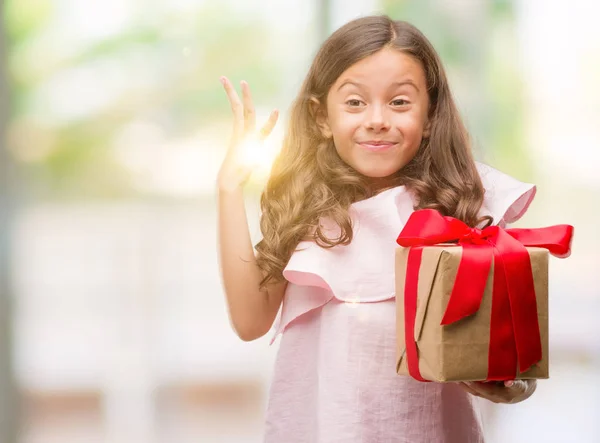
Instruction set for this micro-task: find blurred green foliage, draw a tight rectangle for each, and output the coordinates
[5,1,282,199]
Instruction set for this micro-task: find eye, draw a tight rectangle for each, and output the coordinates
[345,99,364,107]
[391,99,410,106]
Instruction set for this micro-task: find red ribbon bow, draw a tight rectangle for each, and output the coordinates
[396,209,573,382]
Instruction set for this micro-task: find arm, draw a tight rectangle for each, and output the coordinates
[217,186,286,341]
[216,77,286,341]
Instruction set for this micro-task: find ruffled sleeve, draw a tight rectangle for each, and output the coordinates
[269,282,333,345]
[269,186,409,344]
[476,162,536,227]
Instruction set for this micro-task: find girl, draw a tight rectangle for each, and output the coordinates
[217,16,536,443]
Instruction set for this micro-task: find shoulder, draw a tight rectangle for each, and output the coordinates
[475,161,536,226]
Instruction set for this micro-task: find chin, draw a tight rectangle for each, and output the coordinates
[341,152,414,180]
[354,165,403,179]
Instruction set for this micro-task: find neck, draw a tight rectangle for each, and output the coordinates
[366,174,404,195]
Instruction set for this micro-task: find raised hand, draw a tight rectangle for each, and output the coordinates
[217,77,279,193]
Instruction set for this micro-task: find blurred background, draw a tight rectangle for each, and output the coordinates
[1,0,599,442]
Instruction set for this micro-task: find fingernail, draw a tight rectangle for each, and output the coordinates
[219,76,226,85]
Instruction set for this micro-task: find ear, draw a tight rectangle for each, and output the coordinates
[310,97,332,138]
[422,119,431,139]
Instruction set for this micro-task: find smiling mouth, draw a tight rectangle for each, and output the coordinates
[357,142,398,152]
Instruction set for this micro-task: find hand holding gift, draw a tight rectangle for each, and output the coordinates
[459,379,537,404]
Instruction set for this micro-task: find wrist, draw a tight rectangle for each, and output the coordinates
[217,165,251,195]
[217,178,245,199]
[217,170,244,193]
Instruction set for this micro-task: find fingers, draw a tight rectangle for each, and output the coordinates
[506,380,532,400]
[221,77,278,143]
[460,380,534,405]
[221,77,244,139]
[241,81,256,133]
[463,382,505,403]
[476,381,525,404]
[259,109,279,140]
[218,76,280,189]
[518,379,536,402]
[467,382,497,397]
[459,382,483,398]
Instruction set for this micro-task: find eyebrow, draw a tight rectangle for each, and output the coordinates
[337,79,420,93]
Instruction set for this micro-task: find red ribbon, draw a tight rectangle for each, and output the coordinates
[396,209,573,381]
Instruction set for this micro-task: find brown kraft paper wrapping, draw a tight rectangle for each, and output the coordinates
[395,245,549,382]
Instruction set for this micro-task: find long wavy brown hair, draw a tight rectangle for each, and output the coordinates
[255,16,491,288]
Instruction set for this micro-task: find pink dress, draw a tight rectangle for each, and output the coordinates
[264,163,536,443]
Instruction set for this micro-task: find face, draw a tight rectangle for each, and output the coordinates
[318,48,430,181]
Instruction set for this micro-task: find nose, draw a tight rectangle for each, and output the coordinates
[365,105,390,132]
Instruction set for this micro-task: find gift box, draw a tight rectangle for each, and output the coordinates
[394,210,573,383]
